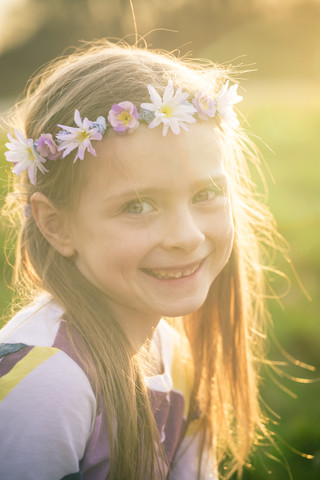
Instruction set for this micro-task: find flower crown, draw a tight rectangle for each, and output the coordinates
[5,80,242,185]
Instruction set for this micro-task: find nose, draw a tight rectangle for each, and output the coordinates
[161,208,205,252]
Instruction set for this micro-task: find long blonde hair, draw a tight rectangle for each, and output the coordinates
[3,40,281,479]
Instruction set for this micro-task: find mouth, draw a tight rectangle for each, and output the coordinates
[141,261,202,280]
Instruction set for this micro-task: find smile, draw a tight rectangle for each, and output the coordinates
[142,262,201,280]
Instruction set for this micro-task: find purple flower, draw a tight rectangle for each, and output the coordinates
[192,92,217,120]
[37,133,60,160]
[23,204,32,217]
[56,109,103,163]
[108,101,139,134]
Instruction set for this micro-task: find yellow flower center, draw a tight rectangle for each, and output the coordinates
[118,111,131,126]
[28,147,35,161]
[200,99,209,110]
[160,105,174,118]
[77,130,91,142]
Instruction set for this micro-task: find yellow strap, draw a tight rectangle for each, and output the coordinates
[0,346,59,402]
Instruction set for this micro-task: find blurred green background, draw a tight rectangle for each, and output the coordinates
[0,0,319,478]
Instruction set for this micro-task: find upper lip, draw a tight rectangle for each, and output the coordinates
[141,257,207,272]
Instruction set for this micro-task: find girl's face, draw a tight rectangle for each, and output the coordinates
[68,122,234,323]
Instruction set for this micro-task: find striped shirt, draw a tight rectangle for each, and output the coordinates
[0,296,217,479]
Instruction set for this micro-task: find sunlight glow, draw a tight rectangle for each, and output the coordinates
[0,0,43,54]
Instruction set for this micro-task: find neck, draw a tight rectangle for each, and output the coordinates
[109,304,161,353]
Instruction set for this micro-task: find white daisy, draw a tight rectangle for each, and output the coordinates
[56,109,103,163]
[141,80,196,136]
[5,129,48,185]
[215,81,243,128]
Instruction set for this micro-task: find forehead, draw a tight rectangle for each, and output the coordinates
[80,122,226,196]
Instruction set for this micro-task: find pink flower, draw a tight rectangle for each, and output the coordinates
[192,92,217,120]
[37,133,60,160]
[108,102,139,134]
[56,109,103,163]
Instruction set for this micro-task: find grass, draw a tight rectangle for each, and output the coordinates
[0,136,14,313]
[233,88,320,479]
[0,82,319,479]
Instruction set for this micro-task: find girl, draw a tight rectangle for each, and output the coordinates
[0,40,278,479]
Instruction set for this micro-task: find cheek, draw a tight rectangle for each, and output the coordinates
[211,206,234,260]
[100,225,155,266]
[212,204,234,240]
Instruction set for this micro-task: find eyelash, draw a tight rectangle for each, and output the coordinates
[124,199,155,215]
[124,186,222,215]
[192,186,221,203]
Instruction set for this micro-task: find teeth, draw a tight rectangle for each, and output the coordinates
[146,264,200,279]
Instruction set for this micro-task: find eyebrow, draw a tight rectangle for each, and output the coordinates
[102,174,228,202]
[207,174,228,190]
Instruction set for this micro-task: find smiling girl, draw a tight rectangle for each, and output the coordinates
[0,41,277,479]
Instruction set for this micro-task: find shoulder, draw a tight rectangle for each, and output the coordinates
[0,329,96,479]
[0,296,96,416]
[0,294,64,346]
[0,342,95,407]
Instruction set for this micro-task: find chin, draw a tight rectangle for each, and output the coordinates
[160,296,208,318]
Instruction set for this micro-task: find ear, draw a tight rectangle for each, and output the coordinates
[30,192,75,258]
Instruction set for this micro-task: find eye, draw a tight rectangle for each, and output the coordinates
[193,187,219,203]
[125,199,155,215]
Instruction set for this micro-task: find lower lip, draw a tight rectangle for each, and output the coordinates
[141,260,205,285]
